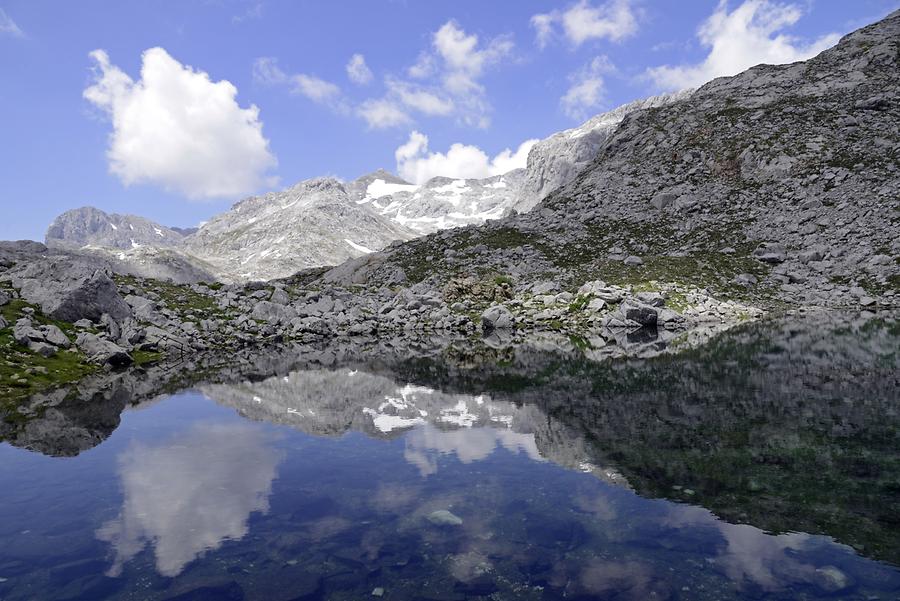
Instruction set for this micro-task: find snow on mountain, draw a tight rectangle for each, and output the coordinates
[183,177,416,281]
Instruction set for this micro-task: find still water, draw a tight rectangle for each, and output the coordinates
[0,314,897,600]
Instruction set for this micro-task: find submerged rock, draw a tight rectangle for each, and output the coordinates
[427,509,463,526]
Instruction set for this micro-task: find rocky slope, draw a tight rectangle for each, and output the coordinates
[512,90,693,213]
[46,207,186,250]
[183,177,416,281]
[326,10,899,321]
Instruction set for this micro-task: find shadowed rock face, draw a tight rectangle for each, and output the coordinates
[4,312,898,564]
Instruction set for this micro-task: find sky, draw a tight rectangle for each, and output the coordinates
[0,0,896,241]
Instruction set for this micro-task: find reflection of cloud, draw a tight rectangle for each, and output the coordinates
[664,504,816,590]
[97,423,281,577]
[404,424,543,476]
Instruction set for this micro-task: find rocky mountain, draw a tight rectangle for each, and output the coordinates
[183,177,416,281]
[355,170,525,235]
[512,90,694,213]
[46,207,186,250]
[332,10,898,315]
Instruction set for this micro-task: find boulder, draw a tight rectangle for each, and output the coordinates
[75,332,132,367]
[650,192,677,210]
[752,243,787,264]
[0,290,9,306]
[623,255,644,266]
[269,288,290,305]
[7,256,131,322]
[481,305,514,333]
[623,302,658,326]
[252,301,296,325]
[40,324,71,348]
[13,319,44,346]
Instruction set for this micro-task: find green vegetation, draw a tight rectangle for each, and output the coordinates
[0,295,97,405]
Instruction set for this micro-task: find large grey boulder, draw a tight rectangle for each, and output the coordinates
[0,290,9,306]
[251,300,296,325]
[75,332,132,367]
[623,302,659,326]
[481,305,514,333]
[6,256,131,323]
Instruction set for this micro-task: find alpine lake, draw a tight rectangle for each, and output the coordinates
[0,312,897,601]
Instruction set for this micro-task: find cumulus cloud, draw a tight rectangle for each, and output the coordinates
[561,56,615,120]
[253,57,342,104]
[346,53,373,85]
[646,0,841,91]
[395,130,538,184]
[84,48,277,199]
[531,0,638,48]
[0,8,24,37]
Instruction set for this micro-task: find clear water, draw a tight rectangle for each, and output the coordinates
[0,316,898,600]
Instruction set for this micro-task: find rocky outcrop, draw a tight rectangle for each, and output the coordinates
[512,90,693,213]
[46,206,186,250]
[3,255,131,322]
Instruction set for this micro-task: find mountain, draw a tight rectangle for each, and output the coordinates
[355,170,525,235]
[46,207,186,250]
[321,10,899,314]
[183,177,416,281]
[512,90,693,213]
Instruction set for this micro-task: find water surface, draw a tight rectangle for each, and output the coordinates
[0,314,898,600]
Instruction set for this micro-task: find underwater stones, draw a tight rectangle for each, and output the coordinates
[427,509,463,526]
[813,566,852,593]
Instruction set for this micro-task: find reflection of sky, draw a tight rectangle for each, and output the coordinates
[663,503,826,591]
[403,424,543,476]
[97,422,282,577]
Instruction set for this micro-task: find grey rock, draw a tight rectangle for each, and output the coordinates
[650,192,677,210]
[624,302,658,326]
[623,255,644,266]
[41,324,71,348]
[481,305,514,333]
[752,243,787,264]
[0,290,9,306]
[734,273,758,286]
[252,301,296,325]
[269,288,290,305]
[45,206,186,250]
[75,332,132,367]
[6,256,131,322]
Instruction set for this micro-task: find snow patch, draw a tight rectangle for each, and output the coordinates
[345,239,375,254]
[366,179,418,200]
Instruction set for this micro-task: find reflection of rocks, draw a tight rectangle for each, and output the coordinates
[97,423,281,577]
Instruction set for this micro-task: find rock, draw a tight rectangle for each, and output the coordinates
[29,341,58,358]
[371,588,385,597]
[427,509,463,526]
[251,301,296,325]
[481,305,514,333]
[40,325,71,348]
[623,255,644,266]
[587,298,606,311]
[0,316,7,329]
[752,243,787,264]
[75,332,133,368]
[812,566,852,593]
[269,288,290,305]
[73,319,93,329]
[734,273,758,286]
[635,291,665,307]
[650,192,677,210]
[623,302,658,326]
[859,296,877,307]
[13,319,44,346]
[7,256,131,322]
[0,290,9,306]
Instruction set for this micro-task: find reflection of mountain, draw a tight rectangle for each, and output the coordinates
[97,422,281,577]
[5,312,898,565]
[201,370,620,484]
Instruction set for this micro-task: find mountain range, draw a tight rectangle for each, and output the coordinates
[44,91,691,282]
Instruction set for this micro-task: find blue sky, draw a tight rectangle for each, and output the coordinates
[0,0,895,241]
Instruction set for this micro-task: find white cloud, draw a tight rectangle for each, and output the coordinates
[358,99,411,129]
[232,1,263,24]
[96,423,281,577]
[531,0,637,48]
[291,73,341,103]
[346,53,373,85]
[0,8,24,37]
[646,0,841,91]
[84,48,277,200]
[561,56,614,120]
[395,130,538,184]
[386,79,455,116]
[363,20,513,129]
[252,57,342,104]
